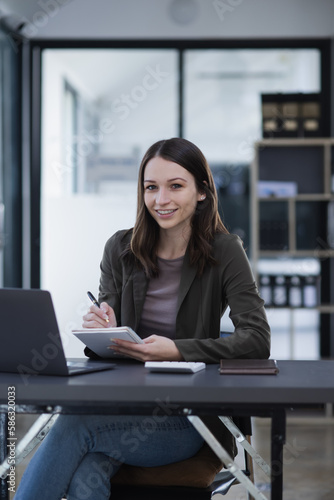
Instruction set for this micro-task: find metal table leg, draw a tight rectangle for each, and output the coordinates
[271,409,286,500]
[188,415,267,500]
[0,414,58,478]
[219,416,271,478]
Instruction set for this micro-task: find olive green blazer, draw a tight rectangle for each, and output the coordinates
[98,229,270,364]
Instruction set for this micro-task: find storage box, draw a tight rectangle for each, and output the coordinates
[261,93,322,138]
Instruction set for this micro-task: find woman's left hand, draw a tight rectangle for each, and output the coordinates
[110,335,183,362]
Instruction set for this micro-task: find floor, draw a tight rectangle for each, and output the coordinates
[6,408,334,499]
[222,410,334,500]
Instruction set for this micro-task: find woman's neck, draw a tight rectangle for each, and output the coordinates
[157,228,190,260]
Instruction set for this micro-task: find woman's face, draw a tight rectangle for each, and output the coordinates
[143,157,203,235]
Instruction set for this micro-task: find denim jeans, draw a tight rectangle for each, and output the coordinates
[14,415,204,500]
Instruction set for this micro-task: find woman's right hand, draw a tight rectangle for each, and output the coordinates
[82,302,117,328]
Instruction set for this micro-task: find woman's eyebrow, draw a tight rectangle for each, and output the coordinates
[168,177,188,183]
[143,177,188,183]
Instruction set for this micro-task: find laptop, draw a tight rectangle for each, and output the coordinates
[0,288,115,379]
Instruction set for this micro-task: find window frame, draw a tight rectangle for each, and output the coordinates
[27,37,331,288]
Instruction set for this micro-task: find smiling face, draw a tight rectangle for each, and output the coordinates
[143,156,203,237]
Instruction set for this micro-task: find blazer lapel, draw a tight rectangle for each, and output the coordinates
[177,252,197,312]
[132,267,149,328]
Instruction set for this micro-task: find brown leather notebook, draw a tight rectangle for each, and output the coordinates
[219,359,279,375]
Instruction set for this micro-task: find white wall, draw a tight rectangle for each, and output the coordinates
[41,190,137,357]
[41,51,138,356]
[1,0,334,40]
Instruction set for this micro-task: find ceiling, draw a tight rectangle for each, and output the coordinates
[0,0,333,40]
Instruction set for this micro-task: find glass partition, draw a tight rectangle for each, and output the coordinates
[41,48,178,353]
[41,45,322,358]
[185,48,321,359]
[184,49,320,163]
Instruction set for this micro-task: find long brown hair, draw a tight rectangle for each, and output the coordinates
[130,137,228,277]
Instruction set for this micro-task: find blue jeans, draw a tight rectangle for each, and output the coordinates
[14,415,204,500]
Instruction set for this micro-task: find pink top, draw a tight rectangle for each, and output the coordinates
[138,256,184,339]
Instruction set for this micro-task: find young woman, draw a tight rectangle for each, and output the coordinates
[15,138,270,500]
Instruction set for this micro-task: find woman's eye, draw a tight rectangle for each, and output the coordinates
[145,185,156,190]
[172,184,182,189]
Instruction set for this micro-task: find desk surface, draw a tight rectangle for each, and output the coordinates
[0,360,333,414]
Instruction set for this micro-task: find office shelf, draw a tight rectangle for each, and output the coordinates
[251,138,334,358]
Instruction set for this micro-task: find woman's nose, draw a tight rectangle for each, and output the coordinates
[156,187,170,205]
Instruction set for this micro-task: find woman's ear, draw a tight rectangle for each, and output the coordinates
[199,180,208,200]
[198,181,207,202]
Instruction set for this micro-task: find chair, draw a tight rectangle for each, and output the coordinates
[108,416,266,500]
[0,415,270,499]
[109,473,243,499]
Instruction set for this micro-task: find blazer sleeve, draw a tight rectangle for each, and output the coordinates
[85,230,137,359]
[174,234,271,363]
[98,231,124,325]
